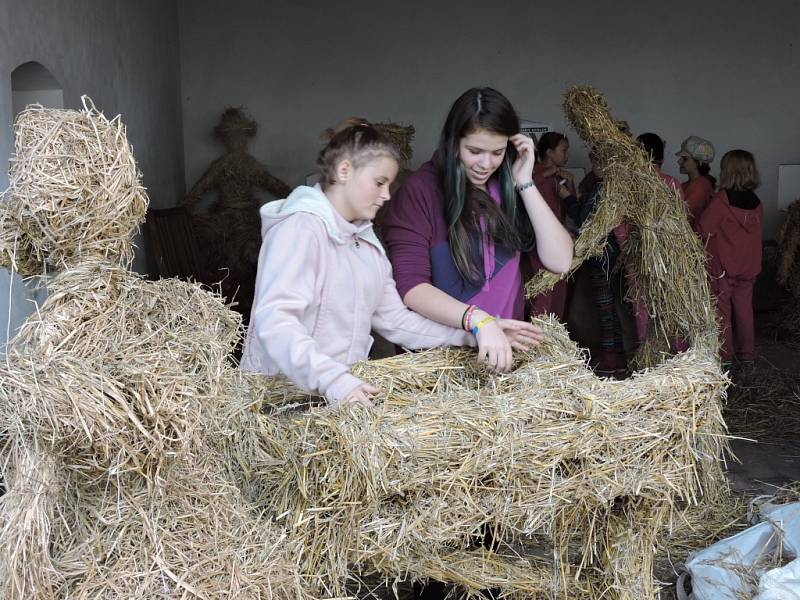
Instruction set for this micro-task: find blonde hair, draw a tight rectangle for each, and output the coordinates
[719,149,760,191]
[317,118,400,187]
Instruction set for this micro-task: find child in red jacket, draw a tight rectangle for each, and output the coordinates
[696,150,763,369]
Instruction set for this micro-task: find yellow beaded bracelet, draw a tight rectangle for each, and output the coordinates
[471,315,496,336]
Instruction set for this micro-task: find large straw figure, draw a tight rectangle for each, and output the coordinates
[527,87,719,367]
[0,99,304,599]
[233,93,729,600]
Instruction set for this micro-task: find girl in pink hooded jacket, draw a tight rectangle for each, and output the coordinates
[696,149,763,367]
[240,121,542,407]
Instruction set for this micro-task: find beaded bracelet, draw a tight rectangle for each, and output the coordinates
[463,304,477,331]
[471,315,496,336]
[515,180,535,193]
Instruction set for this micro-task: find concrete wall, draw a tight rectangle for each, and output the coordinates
[179,0,800,239]
[0,0,185,348]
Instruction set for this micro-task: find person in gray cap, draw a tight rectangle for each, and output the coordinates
[676,135,716,227]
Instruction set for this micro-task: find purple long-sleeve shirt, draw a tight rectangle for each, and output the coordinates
[382,157,527,320]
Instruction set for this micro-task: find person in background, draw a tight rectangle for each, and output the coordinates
[676,135,716,227]
[570,155,627,377]
[530,131,576,319]
[696,149,763,372]
[239,120,542,407]
[382,87,573,372]
[637,132,685,198]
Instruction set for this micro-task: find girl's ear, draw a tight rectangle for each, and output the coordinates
[334,159,353,183]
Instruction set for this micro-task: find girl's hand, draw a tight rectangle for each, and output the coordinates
[475,317,513,373]
[509,133,537,186]
[496,319,544,351]
[341,383,380,407]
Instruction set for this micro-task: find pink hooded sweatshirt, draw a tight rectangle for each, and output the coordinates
[696,189,763,280]
[240,184,473,405]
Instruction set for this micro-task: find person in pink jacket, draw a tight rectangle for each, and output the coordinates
[696,149,763,369]
[240,121,542,407]
[676,135,716,227]
[529,131,576,320]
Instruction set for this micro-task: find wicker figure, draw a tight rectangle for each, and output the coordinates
[181,107,291,323]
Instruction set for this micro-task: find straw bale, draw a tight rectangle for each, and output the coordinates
[0,97,148,276]
[525,87,719,366]
[235,316,728,598]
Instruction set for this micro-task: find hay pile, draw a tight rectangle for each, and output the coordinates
[0,96,147,275]
[230,316,728,598]
[0,101,305,599]
[525,87,719,366]
[724,365,800,441]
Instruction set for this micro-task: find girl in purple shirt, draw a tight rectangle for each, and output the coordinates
[382,87,573,372]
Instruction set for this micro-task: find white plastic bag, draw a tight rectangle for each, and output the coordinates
[679,501,800,600]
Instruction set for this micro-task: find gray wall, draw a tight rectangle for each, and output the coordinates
[0,0,185,348]
[179,0,800,239]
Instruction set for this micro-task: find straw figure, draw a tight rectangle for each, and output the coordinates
[180,107,291,323]
[526,88,719,369]
[0,99,305,599]
[228,88,730,599]
[776,198,800,345]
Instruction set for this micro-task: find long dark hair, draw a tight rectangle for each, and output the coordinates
[438,87,534,285]
[697,162,717,189]
[536,131,568,163]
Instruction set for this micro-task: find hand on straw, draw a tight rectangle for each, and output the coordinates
[497,319,543,352]
[341,383,380,407]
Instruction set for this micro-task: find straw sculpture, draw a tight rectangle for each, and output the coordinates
[0,97,147,276]
[231,316,728,598]
[0,101,305,599]
[777,198,800,297]
[374,122,415,164]
[775,198,800,347]
[525,87,719,368]
[180,107,291,323]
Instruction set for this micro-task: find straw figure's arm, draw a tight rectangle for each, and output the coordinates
[254,160,292,200]
[180,158,225,209]
[525,182,626,297]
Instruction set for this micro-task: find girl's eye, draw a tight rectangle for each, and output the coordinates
[493,150,505,156]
